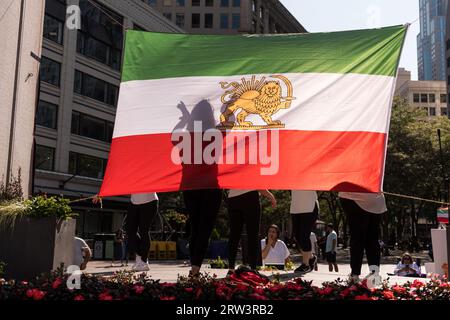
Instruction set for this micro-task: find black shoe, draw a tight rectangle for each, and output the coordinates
[308,255,318,270]
[294,264,311,274]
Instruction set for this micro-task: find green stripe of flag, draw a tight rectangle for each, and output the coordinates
[122,25,407,82]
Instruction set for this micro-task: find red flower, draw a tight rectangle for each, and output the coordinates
[439,283,450,289]
[99,292,113,301]
[21,281,28,286]
[195,288,203,299]
[52,278,63,289]
[340,288,351,298]
[26,289,46,300]
[184,287,194,293]
[382,290,395,300]
[134,285,145,294]
[216,285,233,300]
[354,294,371,300]
[74,295,85,301]
[317,287,333,295]
[411,280,425,288]
[392,285,407,295]
[160,296,176,300]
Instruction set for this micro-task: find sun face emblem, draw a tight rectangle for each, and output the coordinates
[217,75,296,130]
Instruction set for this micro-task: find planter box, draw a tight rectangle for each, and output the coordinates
[0,217,76,280]
[207,240,228,260]
[431,228,448,276]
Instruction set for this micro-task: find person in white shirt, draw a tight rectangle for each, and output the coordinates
[339,192,387,281]
[261,225,290,268]
[394,252,421,277]
[93,193,158,272]
[74,237,92,270]
[325,224,339,272]
[290,191,319,274]
[227,190,276,276]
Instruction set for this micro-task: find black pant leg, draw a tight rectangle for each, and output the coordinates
[183,190,202,265]
[366,212,382,267]
[137,200,158,261]
[341,199,368,276]
[227,197,245,269]
[125,204,139,257]
[185,189,222,267]
[243,191,262,269]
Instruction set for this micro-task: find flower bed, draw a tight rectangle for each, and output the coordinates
[0,268,449,301]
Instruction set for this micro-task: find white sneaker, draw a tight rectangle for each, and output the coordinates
[132,255,144,271]
[363,265,382,288]
[348,274,360,283]
[133,261,149,272]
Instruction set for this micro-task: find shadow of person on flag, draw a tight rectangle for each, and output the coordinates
[172,100,223,277]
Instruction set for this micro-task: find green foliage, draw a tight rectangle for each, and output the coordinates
[0,195,76,229]
[0,169,23,204]
[24,196,75,220]
[384,97,450,240]
[208,256,228,269]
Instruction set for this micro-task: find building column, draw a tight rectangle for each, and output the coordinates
[239,0,253,33]
[56,0,80,175]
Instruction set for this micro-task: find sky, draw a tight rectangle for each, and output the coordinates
[280,0,420,80]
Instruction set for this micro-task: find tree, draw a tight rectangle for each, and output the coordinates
[384,97,450,245]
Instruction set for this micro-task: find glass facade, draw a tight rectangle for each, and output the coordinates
[74,70,119,106]
[35,101,58,129]
[77,0,123,70]
[417,0,448,80]
[40,57,61,87]
[35,145,55,171]
[69,152,107,179]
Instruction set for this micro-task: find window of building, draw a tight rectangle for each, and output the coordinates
[441,107,448,116]
[205,14,213,28]
[176,14,185,27]
[429,94,435,103]
[43,14,64,44]
[163,12,172,20]
[192,13,200,28]
[71,111,114,143]
[206,0,214,6]
[429,107,436,116]
[220,13,229,29]
[232,13,240,29]
[421,93,428,103]
[192,0,200,6]
[35,101,58,129]
[176,0,185,6]
[163,0,172,5]
[441,94,447,103]
[232,0,240,7]
[40,57,61,87]
[413,93,420,103]
[69,152,107,179]
[77,0,123,70]
[35,145,55,171]
[221,0,229,7]
[74,70,119,106]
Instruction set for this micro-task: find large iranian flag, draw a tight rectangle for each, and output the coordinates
[99,25,407,196]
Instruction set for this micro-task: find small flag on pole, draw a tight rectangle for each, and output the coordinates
[437,207,449,224]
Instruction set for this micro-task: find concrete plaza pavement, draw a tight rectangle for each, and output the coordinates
[85,260,428,286]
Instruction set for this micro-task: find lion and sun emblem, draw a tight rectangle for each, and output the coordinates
[217,75,295,130]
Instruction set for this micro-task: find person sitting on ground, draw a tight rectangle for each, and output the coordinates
[74,237,92,271]
[394,252,421,277]
[261,224,290,269]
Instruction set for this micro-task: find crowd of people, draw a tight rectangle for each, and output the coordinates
[85,190,398,282]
